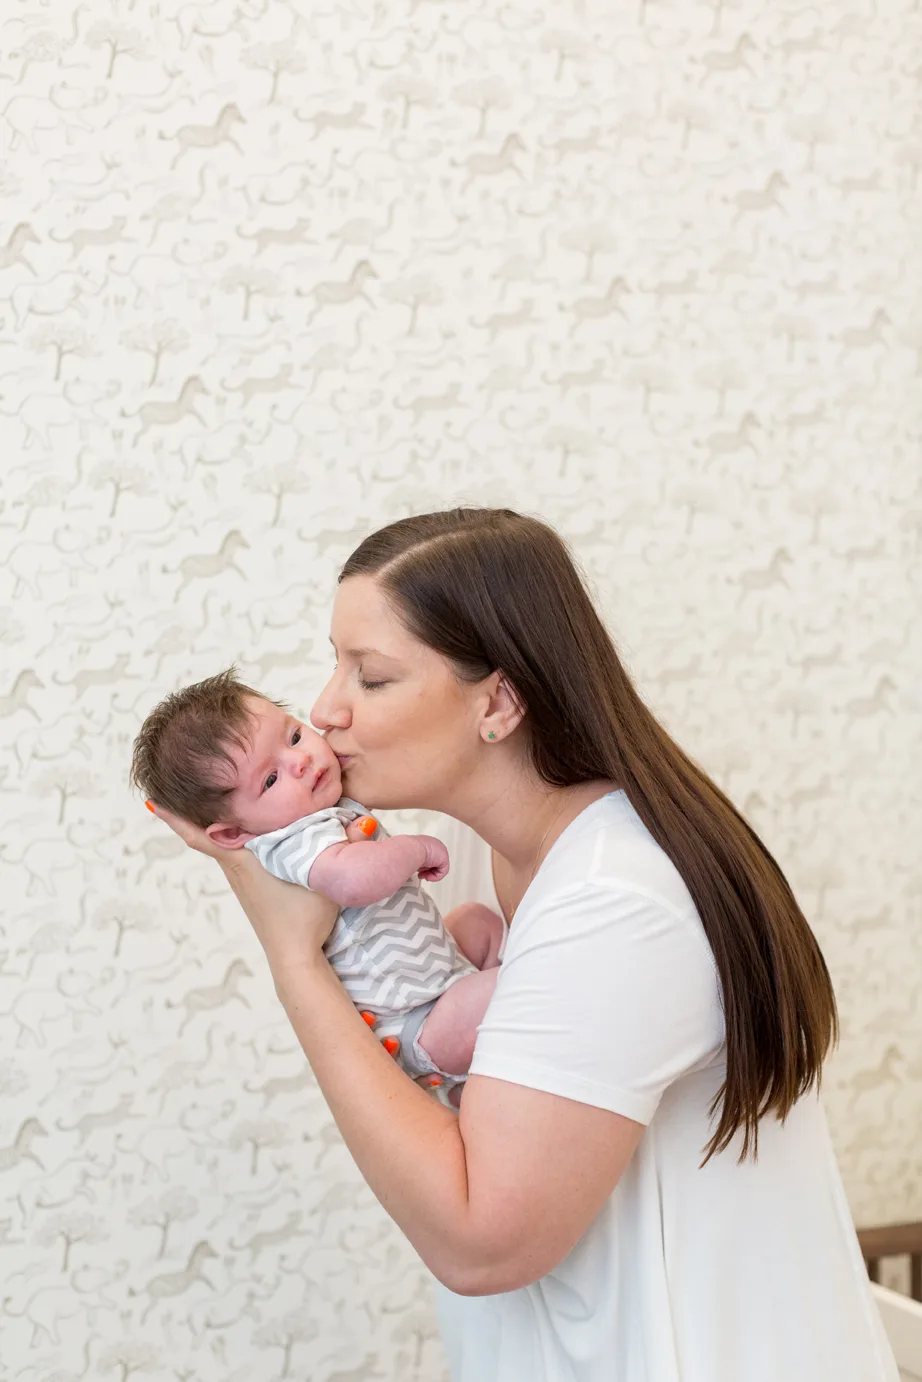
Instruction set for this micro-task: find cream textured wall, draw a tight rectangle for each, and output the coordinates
[1,0,920,1375]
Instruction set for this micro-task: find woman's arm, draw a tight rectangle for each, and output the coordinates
[149,806,644,1295]
[222,849,643,1294]
[272,944,643,1294]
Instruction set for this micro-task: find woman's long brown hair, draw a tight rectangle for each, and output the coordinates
[340,506,839,1165]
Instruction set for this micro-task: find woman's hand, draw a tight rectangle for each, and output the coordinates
[146,802,341,986]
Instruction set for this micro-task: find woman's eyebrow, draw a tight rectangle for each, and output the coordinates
[328,635,394,660]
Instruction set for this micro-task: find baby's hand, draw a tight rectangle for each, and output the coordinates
[344,816,378,844]
[416,836,449,883]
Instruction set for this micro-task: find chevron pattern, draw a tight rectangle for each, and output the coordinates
[325,879,476,1012]
[246,798,477,1021]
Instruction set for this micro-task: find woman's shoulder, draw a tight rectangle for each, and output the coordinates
[544,790,698,917]
[528,793,720,980]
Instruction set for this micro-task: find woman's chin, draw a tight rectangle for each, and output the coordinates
[342,773,375,807]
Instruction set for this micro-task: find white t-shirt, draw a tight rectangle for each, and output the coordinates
[423,790,898,1382]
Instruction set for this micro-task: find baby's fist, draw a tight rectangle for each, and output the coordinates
[417,835,450,884]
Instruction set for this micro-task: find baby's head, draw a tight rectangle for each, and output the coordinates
[129,665,344,847]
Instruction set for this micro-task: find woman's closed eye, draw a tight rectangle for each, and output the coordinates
[331,659,387,692]
[263,727,303,792]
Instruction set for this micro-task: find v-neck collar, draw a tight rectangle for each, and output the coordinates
[490,789,624,924]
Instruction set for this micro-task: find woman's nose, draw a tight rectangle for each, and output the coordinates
[310,675,350,732]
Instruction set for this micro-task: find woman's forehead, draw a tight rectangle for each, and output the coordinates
[330,578,411,659]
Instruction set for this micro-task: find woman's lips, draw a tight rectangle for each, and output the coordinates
[335,755,353,769]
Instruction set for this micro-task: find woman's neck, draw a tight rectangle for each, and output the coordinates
[450,770,617,876]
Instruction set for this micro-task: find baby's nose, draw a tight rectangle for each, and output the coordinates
[290,750,312,777]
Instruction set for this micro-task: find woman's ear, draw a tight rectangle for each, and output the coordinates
[500,674,522,718]
[204,821,254,849]
[489,674,525,740]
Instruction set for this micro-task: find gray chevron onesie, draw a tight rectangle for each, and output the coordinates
[245,797,477,1092]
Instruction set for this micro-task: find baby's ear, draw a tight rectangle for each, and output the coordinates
[204,821,254,849]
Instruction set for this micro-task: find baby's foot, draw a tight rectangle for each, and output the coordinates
[414,1073,464,1110]
[443,902,505,969]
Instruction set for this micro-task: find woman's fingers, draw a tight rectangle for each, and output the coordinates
[145,801,340,979]
[221,858,341,975]
[146,801,226,858]
[144,801,340,985]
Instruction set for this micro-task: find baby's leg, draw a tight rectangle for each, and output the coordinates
[416,968,499,1075]
[442,902,505,970]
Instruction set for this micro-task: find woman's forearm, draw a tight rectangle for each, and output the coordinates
[274,954,479,1290]
[215,853,481,1288]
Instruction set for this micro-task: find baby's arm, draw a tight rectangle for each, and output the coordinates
[308,831,449,908]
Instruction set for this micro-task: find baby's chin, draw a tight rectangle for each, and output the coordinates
[315,766,343,808]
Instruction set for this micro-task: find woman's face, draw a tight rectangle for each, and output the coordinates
[309,575,490,812]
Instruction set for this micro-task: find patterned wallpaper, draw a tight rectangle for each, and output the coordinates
[1,0,920,1375]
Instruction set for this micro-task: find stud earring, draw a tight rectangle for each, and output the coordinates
[488,732,497,739]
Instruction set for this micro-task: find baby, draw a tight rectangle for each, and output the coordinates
[129,666,505,1106]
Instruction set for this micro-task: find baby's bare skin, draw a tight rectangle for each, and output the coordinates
[418,967,500,1074]
[444,900,505,970]
[417,902,505,1074]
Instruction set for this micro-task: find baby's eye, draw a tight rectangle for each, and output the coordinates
[291,728,301,744]
[264,771,277,791]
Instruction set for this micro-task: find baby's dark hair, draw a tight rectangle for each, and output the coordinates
[129,665,287,828]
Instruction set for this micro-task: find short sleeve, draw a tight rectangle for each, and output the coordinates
[468,881,725,1124]
[245,805,359,890]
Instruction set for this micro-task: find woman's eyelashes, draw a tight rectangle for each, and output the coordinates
[332,658,387,692]
[262,727,304,792]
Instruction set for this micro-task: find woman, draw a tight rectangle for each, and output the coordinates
[150,507,898,1381]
